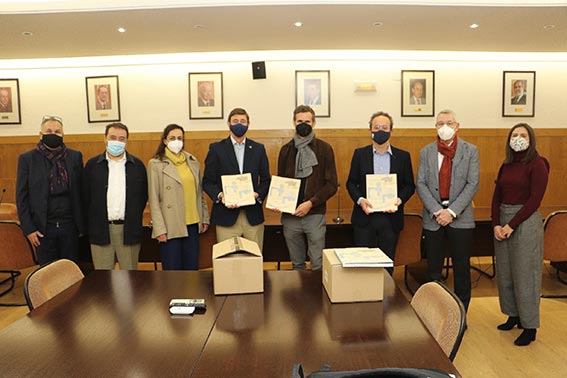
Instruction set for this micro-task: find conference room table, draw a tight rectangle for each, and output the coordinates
[0,270,461,378]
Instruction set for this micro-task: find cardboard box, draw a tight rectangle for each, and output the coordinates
[322,248,386,303]
[212,237,263,295]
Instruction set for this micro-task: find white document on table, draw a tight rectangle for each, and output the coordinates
[366,174,397,212]
[266,175,300,214]
[221,173,256,207]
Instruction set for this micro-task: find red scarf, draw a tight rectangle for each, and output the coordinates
[437,137,457,200]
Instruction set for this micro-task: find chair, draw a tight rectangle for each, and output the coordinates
[24,259,84,310]
[541,210,567,298]
[394,213,423,294]
[410,281,466,362]
[0,203,19,222]
[0,221,37,299]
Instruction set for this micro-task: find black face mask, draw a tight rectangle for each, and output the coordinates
[295,122,312,137]
[42,133,63,149]
[371,130,390,145]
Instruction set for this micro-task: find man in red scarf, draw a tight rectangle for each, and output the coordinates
[416,109,479,312]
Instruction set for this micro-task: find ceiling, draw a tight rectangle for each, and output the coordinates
[1,2,566,60]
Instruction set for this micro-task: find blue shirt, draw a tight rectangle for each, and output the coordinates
[230,136,246,174]
[373,144,392,174]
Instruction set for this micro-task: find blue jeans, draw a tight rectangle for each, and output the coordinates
[159,224,200,270]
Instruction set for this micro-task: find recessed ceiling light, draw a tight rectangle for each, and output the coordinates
[544,24,555,29]
[193,24,205,29]
[21,31,33,36]
[372,21,383,27]
[117,27,126,33]
[294,21,303,27]
[469,23,479,29]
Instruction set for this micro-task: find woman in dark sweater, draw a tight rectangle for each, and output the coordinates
[491,123,549,346]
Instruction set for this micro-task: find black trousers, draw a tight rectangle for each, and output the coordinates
[423,226,472,311]
[353,213,399,261]
[36,222,79,266]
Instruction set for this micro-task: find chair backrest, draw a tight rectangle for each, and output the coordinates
[24,259,84,310]
[543,210,567,262]
[0,203,19,222]
[394,213,423,266]
[0,221,37,270]
[410,281,466,361]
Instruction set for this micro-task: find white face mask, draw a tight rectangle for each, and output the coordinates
[166,140,183,154]
[510,136,529,152]
[437,124,456,141]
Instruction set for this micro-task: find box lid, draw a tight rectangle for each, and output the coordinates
[213,236,262,259]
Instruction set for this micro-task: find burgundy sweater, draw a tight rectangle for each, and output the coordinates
[491,152,550,229]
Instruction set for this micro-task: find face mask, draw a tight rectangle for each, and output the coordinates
[437,124,456,141]
[371,130,390,145]
[42,133,63,149]
[295,122,312,137]
[106,140,126,157]
[167,140,183,154]
[229,123,248,138]
[510,136,529,152]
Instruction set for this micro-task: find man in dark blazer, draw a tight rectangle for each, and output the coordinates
[416,109,479,311]
[203,108,270,250]
[83,123,148,270]
[16,116,85,265]
[347,111,415,262]
[511,80,527,105]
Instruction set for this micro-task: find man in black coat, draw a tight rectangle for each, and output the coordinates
[203,108,270,250]
[83,123,148,270]
[16,116,85,265]
[346,111,415,262]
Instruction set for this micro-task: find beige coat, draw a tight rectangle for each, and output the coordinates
[148,151,210,239]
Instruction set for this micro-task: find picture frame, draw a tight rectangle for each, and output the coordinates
[401,70,435,117]
[295,70,330,117]
[0,78,22,124]
[502,71,535,117]
[189,72,224,119]
[85,75,121,123]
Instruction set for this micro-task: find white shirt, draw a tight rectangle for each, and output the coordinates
[106,152,127,221]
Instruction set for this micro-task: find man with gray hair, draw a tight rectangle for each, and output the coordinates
[416,109,479,311]
[16,115,85,265]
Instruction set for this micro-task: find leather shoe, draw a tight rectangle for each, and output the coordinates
[514,328,537,346]
[497,316,522,331]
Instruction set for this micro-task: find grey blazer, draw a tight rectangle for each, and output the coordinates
[416,137,479,231]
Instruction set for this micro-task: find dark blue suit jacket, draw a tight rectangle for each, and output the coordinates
[16,147,85,236]
[203,137,270,227]
[346,144,415,232]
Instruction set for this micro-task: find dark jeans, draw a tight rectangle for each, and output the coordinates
[423,226,472,311]
[36,222,79,266]
[159,224,200,270]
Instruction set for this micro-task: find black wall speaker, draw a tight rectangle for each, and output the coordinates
[252,61,266,80]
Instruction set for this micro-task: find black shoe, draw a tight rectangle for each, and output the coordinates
[514,328,537,346]
[497,316,521,331]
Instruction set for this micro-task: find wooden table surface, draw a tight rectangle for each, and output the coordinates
[0,270,460,378]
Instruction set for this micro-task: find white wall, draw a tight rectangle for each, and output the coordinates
[1,50,566,136]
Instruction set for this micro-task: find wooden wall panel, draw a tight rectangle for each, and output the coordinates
[1,128,566,221]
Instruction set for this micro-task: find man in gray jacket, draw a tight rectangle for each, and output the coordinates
[416,109,479,311]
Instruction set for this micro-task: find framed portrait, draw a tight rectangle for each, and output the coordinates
[401,70,435,117]
[189,72,224,119]
[85,75,121,123]
[295,70,330,117]
[502,71,535,117]
[0,78,22,124]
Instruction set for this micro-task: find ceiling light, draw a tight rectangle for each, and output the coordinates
[117,27,126,33]
[469,23,479,29]
[372,21,383,27]
[193,24,205,29]
[21,31,33,36]
[294,21,303,27]
[544,24,555,29]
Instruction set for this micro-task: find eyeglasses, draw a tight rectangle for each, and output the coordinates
[435,121,455,127]
[42,115,63,125]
